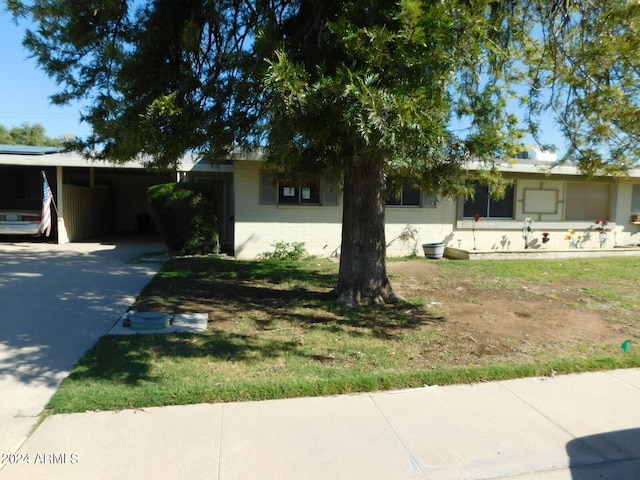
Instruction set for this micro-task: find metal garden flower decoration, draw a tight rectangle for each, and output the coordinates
[472,213,481,250]
[565,229,584,248]
[542,232,550,245]
[593,220,612,248]
[522,217,533,249]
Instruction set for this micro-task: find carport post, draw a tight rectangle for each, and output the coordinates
[56,166,70,244]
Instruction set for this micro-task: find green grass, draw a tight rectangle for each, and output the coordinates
[437,256,640,284]
[47,256,640,414]
[48,331,640,413]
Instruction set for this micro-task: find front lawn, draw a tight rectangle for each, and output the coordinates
[47,256,640,413]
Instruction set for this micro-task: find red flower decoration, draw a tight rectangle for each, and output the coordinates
[594,219,611,233]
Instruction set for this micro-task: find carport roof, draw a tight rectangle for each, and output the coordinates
[0,147,150,169]
[0,144,64,155]
[0,145,234,172]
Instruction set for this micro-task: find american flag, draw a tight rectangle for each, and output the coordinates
[40,173,53,237]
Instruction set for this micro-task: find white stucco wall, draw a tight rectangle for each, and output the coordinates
[233,161,458,259]
[233,161,640,258]
[452,177,640,251]
[385,201,457,257]
[233,161,343,259]
[614,179,640,246]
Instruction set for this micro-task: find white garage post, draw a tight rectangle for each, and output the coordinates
[56,165,70,244]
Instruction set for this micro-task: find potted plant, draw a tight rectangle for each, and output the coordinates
[422,242,445,259]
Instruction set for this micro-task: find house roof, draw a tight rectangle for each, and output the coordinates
[0,144,638,178]
[482,158,640,178]
[177,155,233,173]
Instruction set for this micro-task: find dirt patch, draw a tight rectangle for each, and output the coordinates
[387,261,625,352]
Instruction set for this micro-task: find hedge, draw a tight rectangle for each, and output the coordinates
[148,182,220,255]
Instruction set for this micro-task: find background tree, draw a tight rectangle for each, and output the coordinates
[9,0,640,305]
[0,122,62,146]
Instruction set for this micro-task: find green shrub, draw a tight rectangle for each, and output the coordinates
[148,182,220,255]
[258,241,308,261]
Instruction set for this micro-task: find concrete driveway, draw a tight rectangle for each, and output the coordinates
[0,236,166,453]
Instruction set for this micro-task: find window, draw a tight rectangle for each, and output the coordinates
[260,171,278,205]
[632,184,640,212]
[565,182,610,220]
[386,187,421,207]
[260,170,338,206]
[278,179,320,205]
[321,184,340,206]
[463,182,514,218]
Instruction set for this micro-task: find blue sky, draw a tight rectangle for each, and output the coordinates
[0,8,90,139]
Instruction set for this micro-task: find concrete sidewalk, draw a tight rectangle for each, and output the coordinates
[2,368,639,480]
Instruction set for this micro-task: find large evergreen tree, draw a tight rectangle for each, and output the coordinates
[9,0,640,305]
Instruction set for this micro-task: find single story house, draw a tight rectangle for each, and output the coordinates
[2,145,639,258]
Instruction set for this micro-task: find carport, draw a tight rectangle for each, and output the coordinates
[0,145,174,243]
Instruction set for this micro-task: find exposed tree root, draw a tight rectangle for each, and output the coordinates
[335,286,407,307]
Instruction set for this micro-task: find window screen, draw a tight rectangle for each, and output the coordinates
[565,182,610,220]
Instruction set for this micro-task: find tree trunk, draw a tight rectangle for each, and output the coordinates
[336,154,404,306]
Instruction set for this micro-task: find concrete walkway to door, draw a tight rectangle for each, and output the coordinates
[0,235,167,454]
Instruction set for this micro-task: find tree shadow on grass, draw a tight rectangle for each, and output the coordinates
[134,257,446,340]
[332,304,445,339]
[59,259,449,406]
[68,331,303,386]
[66,257,450,390]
